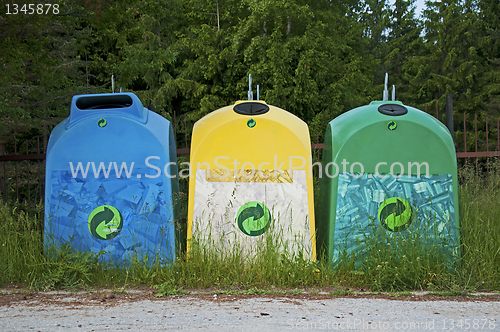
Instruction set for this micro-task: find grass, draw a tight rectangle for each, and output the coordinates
[387,291,414,297]
[456,164,500,291]
[329,212,461,292]
[0,164,499,293]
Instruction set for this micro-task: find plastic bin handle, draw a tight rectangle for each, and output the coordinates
[66,93,148,128]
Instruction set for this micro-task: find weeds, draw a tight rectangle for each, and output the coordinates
[29,244,100,291]
[0,163,499,292]
[154,278,189,297]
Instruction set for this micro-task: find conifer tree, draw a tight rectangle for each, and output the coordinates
[404,0,484,112]
[478,0,500,116]
[384,0,423,102]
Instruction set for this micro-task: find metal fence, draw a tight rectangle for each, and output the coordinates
[1,101,498,204]
[0,136,46,205]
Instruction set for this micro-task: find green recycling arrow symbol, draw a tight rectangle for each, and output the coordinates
[378,197,413,232]
[388,121,397,130]
[236,201,270,236]
[88,205,123,240]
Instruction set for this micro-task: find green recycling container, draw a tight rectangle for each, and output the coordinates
[316,100,460,267]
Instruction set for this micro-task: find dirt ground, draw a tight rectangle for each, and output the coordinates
[1,287,499,332]
[1,286,499,308]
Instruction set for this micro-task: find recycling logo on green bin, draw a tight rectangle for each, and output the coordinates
[387,121,397,131]
[378,197,413,232]
[88,205,123,240]
[236,201,270,236]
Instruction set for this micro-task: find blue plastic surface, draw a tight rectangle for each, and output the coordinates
[44,93,179,266]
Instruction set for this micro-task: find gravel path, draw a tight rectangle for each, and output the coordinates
[1,293,499,331]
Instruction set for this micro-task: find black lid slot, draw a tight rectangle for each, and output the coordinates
[378,104,408,116]
[233,102,270,116]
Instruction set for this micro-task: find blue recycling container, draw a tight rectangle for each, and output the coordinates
[44,93,180,265]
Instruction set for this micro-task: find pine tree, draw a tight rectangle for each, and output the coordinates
[235,0,376,124]
[358,0,391,86]
[404,0,484,112]
[165,0,248,121]
[116,0,181,113]
[478,0,500,116]
[0,0,97,142]
[384,0,423,102]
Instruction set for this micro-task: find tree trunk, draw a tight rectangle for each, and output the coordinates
[216,0,220,31]
[157,15,161,39]
[0,144,4,199]
[43,124,48,153]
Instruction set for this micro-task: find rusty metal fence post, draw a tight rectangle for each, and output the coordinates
[446,94,454,142]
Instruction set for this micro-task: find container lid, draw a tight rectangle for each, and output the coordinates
[377,103,408,116]
[233,101,270,116]
[66,93,148,129]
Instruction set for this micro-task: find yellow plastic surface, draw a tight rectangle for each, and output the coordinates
[187,101,316,261]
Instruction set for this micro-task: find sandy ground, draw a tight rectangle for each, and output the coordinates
[0,289,499,331]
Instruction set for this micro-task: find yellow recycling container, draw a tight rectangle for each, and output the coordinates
[187,100,316,260]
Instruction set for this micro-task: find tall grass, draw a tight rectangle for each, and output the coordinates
[0,201,45,286]
[457,163,500,290]
[0,201,103,290]
[330,215,462,292]
[0,164,499,292]
[329,164,500,292]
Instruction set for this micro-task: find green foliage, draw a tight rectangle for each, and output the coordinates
[154,278,188,297]
[2,0,500,149]
[2,163,500,292]
[384,0,423,101]
[0,5,65,142]
[1,0,378,148]
[3,0,500,296]
[117,0,180,110]
[478,0,500,117]
[29,245,101,291]
[358,0,391,85]
[0,200,98,290]
[331,213,460,292]
[403,0,489,111]
[457,163,500,290]
[0,201,44,285]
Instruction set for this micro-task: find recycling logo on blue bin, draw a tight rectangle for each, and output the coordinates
[236,201,271,236]
[88,205,123,240]
[378,197,413,232]
[97,118,107,128]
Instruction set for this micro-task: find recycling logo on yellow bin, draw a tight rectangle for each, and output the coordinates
[236,201,271,236]
[88,205,123,240]
[378,197,413,232]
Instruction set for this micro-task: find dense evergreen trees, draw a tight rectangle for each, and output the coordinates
[1,0,499,144]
